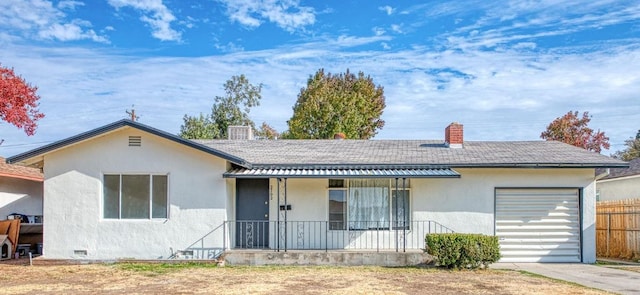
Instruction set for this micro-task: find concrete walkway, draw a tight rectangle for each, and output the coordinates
[492,263,640,295]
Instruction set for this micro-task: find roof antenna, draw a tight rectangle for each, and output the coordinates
[126,105,139,122]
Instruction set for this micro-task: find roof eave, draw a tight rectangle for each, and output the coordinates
[246,162,629,169]
[223,174,461,179]
[6,119,250,168]
[223,167,461,179]
[449,163,630,168]
[0,172,43,182]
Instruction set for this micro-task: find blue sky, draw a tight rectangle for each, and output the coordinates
[0,0,639,157]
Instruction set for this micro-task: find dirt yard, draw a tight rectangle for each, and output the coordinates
[0,260,611,295]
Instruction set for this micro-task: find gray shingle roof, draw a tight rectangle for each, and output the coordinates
[195,139,627,169]
[596,158,640,180]
[6,119,627,171]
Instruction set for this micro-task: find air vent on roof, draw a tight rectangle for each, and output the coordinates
[129,136,142,147]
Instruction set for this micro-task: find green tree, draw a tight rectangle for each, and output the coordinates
[179,113,215,139]
[612,130,640,161]
[179,75,262,139]
[286,69,385,139]
[255,122,280,139]
[540,111,610,153]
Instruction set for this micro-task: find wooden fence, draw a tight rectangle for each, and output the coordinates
[596,199,640,260]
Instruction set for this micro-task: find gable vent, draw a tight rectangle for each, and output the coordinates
[128,136,142,147]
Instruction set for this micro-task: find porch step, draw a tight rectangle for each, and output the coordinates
[221,250,434,266]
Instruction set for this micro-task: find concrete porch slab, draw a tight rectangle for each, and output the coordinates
[222,250,433,266]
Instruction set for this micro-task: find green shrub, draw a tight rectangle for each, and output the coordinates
[425,233,501,269]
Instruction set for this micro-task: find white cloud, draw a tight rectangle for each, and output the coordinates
[39,21,107,43]
[1,0,639,157]
[107,0,181,41]
[1,37,638,156]
[431,0,640,51]
[513,42,537,50]
[214,41,244,53]
[219,0,316,32]
[330,35,392,48]
[390,24,403,34]
[57,0,84,10]
[0,0,107,42]
[379,5,395,15]
[372,27,386,36]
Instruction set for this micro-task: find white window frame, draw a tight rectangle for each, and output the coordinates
[102,173,169,220]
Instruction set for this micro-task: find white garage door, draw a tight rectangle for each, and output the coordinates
[495,188,581,263]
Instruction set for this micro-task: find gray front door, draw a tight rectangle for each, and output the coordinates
[236,179,269,248]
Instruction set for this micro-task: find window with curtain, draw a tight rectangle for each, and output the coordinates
[103,174,168,219]
[348,179,390,230]
[329,178,410,230]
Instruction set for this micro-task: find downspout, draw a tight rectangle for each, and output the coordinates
[402,177,407,253]
[284,178,288,252]
[277,178,280,252]
[394,178,399,252]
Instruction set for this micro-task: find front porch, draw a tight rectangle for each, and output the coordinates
[178,219,453,264]
[220,219,450,266]
[223,220,454,252]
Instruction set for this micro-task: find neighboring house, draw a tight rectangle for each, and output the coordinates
[0,157,43,221]
[6,120,626,263]
[596,158,640,201]
[0,157,44,256]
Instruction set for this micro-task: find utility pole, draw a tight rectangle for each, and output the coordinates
[126,105,139,121]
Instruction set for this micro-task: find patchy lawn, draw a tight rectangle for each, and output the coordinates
[0,261,610,294]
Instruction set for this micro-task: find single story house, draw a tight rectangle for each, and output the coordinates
[6,120,626,263]
[596,158,640,201]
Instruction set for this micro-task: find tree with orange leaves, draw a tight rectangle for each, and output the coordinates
[541,111,609,153]
[0,64,44,136]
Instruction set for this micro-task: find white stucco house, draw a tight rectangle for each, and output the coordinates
[596,158,640,201]
[6,120,627,263]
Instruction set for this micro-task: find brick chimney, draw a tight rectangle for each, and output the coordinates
[445,122,463,148]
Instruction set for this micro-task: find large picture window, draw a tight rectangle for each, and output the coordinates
[104,174,168,219]
[328,179,410,230]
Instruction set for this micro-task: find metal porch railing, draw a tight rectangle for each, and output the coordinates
[223,220,454,252]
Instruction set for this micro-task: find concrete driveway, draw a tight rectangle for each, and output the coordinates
[492,263,640,295]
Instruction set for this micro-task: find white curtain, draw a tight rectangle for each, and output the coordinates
[348,179,389,230]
